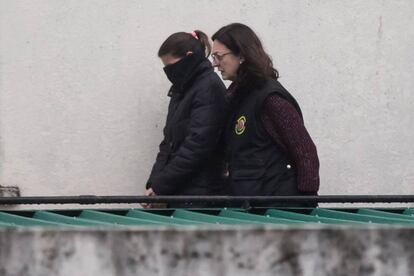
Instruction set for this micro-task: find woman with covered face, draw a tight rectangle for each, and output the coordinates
[211,23,320,205]
[145,30,227,207]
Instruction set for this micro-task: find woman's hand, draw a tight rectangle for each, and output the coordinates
[141,188,156,208]
[145,188,156,196]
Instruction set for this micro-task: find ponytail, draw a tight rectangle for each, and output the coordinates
[192,30,211,57]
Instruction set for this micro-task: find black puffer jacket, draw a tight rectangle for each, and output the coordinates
[146,52,227,195]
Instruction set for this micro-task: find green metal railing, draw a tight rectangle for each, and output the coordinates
[1,208,413,228]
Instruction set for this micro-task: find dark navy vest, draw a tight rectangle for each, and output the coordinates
[225,79,303,196]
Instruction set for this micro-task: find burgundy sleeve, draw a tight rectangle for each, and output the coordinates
[261,94,320,192]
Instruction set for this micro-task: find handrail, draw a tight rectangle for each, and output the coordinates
[1,195,414,205]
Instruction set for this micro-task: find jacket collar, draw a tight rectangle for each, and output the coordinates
[164,51,210,96]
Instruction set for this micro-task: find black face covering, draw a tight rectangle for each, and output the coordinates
[163,50,205,92]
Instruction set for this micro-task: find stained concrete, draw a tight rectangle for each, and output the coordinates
[0,225,413,276]
[0,186,20,197]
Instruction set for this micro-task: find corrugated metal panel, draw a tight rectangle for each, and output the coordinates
[0,212,65,227]
[33,211,113,226]
[126,209,205,225]
[1,208,414,228]
[311,209,414,224]
[265,209,364,224]
[403,208,414,215]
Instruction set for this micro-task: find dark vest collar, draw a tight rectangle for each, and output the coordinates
[226,78,302,118]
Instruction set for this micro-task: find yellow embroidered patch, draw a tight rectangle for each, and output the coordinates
[235,116,247,135]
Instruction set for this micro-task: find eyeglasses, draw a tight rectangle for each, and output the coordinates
[211,52,232,63]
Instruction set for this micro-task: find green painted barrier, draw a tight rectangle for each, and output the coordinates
[0,212,65,227]
[265,209,363,224]
[34,211,114,227]
[403,208,414,216]
[1,208,413,227]
[172,209,257,225]
[358,209,414,221]
[220,209,303,224]
[80,210,164,226]
[312,209,414,225]
[127,209,205,225]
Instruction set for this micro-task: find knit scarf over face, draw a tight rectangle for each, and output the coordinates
[163,50,205,94]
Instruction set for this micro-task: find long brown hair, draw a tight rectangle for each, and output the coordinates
[158,30,211,58]
[212,23,278,89]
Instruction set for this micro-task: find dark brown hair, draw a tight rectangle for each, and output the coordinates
[158,30,211,58]
[212,23,279,88]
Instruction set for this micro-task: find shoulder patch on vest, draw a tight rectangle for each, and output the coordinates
[235,115,247,135]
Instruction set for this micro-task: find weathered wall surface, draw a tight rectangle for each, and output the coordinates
[0,1,413,199]
[0,226,413,276]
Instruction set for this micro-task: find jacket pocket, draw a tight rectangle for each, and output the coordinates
[231,166,266,180]
[230,159,266,195]
[231,158,266,179]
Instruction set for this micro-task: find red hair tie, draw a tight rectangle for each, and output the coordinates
[191,31,199,40]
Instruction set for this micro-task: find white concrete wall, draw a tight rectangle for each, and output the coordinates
[0,0,413,198]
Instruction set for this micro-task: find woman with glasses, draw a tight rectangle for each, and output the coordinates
[144,30,227,207]
[211,23,320,205]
